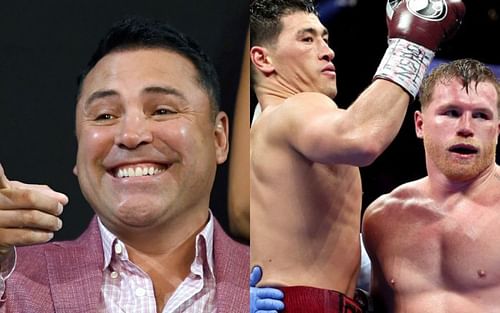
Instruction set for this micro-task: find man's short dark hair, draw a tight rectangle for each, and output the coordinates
[77,16,221,118]
[250,0,318,47]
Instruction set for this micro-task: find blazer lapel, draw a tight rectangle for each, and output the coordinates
[45,217,104,313]
[213,219,249,313]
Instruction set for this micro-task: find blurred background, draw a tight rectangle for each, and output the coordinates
[0,0,248,241]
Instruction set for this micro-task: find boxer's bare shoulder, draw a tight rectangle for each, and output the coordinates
[253,92,341,153]
[285,91,337,106]
[364,179,427,216]
[280,92,339,119]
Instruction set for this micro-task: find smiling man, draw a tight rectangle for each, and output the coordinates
[363,59,500,312]
[0,16,248,313]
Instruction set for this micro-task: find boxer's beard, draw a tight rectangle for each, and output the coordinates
[424,137,496,181]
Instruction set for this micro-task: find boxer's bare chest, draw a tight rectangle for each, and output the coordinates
[382,197,500,292]
[438,204,500,288]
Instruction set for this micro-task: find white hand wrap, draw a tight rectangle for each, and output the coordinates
[374,38,435,99]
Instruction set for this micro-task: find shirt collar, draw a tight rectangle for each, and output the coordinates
[98,211,215,277]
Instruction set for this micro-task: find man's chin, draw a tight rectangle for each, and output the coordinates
[441,165,482,182]
[111,201,167,228]
[320,86,337,99]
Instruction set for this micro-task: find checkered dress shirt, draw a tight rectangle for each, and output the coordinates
[98,214,216,313]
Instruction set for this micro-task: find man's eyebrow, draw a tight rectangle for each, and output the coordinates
[84,86,187,108]
[440,103,494,113]
[85,89,119,107]
[297,27,329,37]
[142,86,187,101]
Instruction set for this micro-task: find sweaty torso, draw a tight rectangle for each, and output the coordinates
[250,105,362,296]
[364,173,500,313]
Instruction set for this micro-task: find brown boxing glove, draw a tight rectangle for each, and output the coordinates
[374,0,466,99]
[389,0,465,51]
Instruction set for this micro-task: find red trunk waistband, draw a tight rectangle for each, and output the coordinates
[277,286,363,313]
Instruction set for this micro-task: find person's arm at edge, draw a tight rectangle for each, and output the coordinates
[0,247,16,303]
[228,30,250,242]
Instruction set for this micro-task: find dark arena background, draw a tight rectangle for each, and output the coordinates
[0,1,247,241]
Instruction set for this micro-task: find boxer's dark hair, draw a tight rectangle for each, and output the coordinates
[419,58,500,111]
[76,15,221,119]
[250,0,318,47]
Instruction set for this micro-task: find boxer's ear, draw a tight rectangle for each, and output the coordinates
[414,110,424,139]
[250,46,275,76]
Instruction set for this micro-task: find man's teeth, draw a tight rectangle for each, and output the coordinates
[116,166,164,178]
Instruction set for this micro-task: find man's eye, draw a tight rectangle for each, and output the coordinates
[473,112,489,120]
[302,37,313,43]
[444,110,459,118]
[96,113,114,120]
[154,108,175,115]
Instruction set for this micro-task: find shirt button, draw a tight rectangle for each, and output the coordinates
[114,243,123,255]
[110,271,119,279]
[135,287,146,297]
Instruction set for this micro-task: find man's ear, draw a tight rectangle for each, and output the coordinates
[414,110,424,139]
[214,112,229,164]
[250,46,275,76]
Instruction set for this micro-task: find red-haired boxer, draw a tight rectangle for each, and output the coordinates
[363,59,500,312]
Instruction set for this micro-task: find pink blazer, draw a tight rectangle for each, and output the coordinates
[2,216,249,313]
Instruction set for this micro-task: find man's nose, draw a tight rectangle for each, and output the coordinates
[115,114,153,149]
[457,114,474,138]
[319,42,334,62]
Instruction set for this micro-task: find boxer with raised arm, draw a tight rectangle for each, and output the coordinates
[250,0,464,311]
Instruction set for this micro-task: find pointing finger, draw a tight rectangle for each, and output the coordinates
[0,164,10,190]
